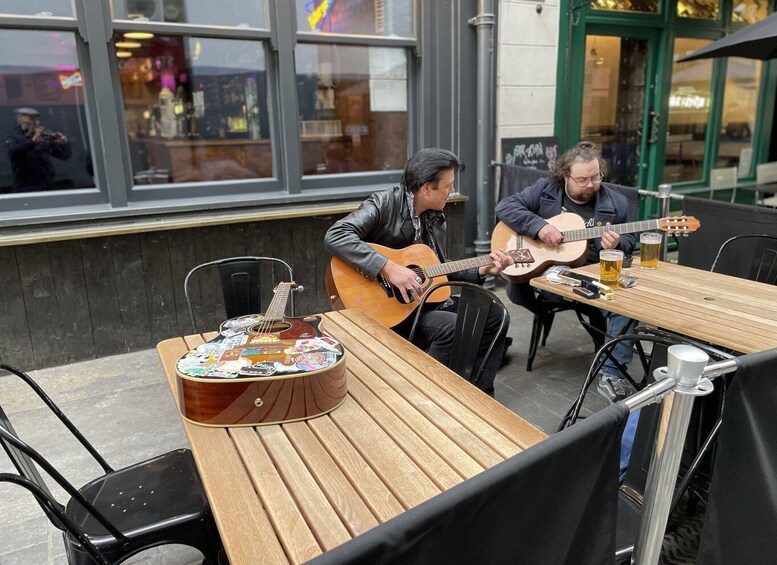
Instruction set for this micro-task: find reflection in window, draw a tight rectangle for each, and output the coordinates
[0,0,73,17]
[590,0,657,13]
[677,0,719,20]
[663,38,713,183]
[296,0,413,37]
[296,44,408,175]
[111,0,266,28]
[114,34,271,185]
[731,0,768,24]
[718,58,761,177]
[0,30,93,194]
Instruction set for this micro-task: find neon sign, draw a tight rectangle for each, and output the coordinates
[306,0,334,31]
[59,71,83,90]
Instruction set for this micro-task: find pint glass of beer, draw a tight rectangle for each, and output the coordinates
[599,249,624,287]
[639,232,661,269]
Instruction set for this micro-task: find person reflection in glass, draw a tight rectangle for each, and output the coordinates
[5,107,71,192]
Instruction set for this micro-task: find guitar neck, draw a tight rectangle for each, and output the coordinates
[561,219,659,242]
[423,255,493,278]
[265,283,292,322]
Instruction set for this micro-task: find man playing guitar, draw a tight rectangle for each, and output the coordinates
[324,148,513,395]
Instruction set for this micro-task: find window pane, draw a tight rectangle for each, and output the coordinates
[0,0,73,17]
[590,0,657,14]
[0,29,93,194]
[296,44,408,175]
[114,34,271,184]
[731,0,769,24]
[718,57,761,177]
[296,0,413,37]
[677,0,719,20]
[112,0,267,29]
[663,38,713,183]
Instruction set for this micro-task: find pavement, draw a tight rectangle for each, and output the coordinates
[0,285,612,564]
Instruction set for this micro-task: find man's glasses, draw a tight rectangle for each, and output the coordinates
[569,173,604,186]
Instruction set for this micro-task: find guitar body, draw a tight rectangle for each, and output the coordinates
[493,213,589,283]
[326,243,452,328]
[175,313,347,427]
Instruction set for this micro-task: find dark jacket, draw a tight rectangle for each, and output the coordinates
[6,124,72,192]
[324,185,479,282]
[495,177,636,263]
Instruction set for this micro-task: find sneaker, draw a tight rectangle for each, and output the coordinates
[597,374,636,403]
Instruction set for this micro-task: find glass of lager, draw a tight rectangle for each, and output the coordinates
[639,232,662,269]
[599,249,624,287]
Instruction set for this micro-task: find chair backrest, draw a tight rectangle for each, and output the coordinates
[710,166,737,192]
[609,183,640,222]
[710,234,777,284]
[408,281,508,385]
[756,162,777,185]
[497,163,548,200]
[184,256,295,333]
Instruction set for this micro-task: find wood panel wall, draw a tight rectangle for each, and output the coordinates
[0,202,465,371]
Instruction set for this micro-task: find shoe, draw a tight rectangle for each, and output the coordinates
[597,374,636,403]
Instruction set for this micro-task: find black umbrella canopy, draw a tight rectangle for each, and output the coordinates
[678,11,777,62]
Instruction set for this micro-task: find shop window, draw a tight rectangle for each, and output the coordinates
[731,0,769,24]
[663,38,713,184]
[295,44,408,175]
[297,0,413,37]
[677,0,719,20]
[111,0,267,29]
[114,33,271,185]
[0,29,93,194]
[718,57,761,177]
[590,0,658,14]
[0,0,73,17]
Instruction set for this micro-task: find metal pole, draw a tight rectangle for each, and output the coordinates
[469,0,495,257]
[656,183,672,262]
[631,344,714,565]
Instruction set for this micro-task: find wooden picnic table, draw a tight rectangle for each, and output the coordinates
[531,260,777,354]
[157,308,546,564]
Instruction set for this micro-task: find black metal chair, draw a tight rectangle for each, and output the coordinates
[710,234,777,284]
[408,281,508,386]
[184,256,296,333]
[0,364,224,565]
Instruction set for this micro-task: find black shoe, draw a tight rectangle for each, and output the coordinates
[597,374,636,403]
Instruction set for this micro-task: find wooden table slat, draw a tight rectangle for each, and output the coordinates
[283,421,380,536]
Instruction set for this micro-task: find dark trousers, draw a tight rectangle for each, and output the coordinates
[394,296,509,395]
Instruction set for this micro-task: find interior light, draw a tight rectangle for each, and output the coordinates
[116,51,133,58]
[115,41,142,48]
[124,32,154,40]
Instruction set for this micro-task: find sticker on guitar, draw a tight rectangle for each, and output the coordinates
[492,213,700,284]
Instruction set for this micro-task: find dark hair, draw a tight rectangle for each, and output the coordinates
[549,141,607,184]
[400,148,464,193]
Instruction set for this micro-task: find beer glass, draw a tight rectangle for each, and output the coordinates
[639,232,661,269]
[599,249,624,287]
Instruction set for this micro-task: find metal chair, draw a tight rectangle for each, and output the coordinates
[711,234,777,285]
[408,281,508,386]
[0,364,224,565]
[709,166,738,203]
[184,256,296,333]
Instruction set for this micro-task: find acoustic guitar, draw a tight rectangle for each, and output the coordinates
[492,213,700,284]
[175,282,347,427]
[325,243,534,328]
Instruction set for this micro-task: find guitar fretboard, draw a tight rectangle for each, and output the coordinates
[423,255,495,278]
[561,219,659,243]
[264,283,293,322]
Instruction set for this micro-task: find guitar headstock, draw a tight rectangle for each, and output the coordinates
[657,216,700,234]
[506,248,535,264]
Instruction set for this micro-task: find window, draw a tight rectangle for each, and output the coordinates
[111,0,267,28]
[718,58,762,177]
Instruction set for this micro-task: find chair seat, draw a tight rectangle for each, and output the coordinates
[67,449,210,545]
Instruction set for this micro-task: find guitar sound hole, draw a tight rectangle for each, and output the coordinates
[247,321,292,334]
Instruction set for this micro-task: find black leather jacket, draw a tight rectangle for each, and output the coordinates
[324,186,480,282]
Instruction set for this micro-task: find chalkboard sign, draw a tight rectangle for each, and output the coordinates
[501,136,559,171]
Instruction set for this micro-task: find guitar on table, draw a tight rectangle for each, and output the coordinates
[325,243,535,328]
[492,213,700,284]
[176,282,347,427]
